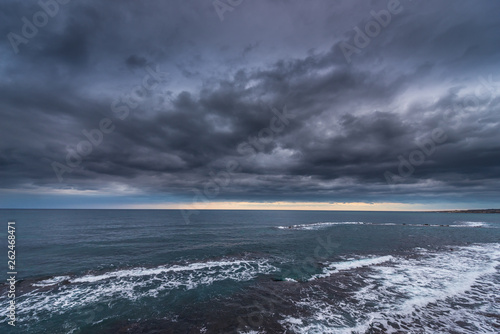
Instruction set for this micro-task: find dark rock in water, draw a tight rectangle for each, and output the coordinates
[271,277,295,282]
[387,321,400,329]
[480,312,500,320]
[424,224,429,226]
[455,320,475,330]
[364,321,388,334]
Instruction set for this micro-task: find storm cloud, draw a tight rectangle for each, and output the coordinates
[1,0,499,208]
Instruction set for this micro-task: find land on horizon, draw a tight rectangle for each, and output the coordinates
[432,209,500,214]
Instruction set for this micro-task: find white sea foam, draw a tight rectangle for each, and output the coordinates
[276,222,365,230]
[71,260,263,283]
[310,255,394,280]
[277,220,497,230]
[0,259,278,325]
[450,221,490,228]
[284,278,298,282]
[280,243,500,334]
[32,275,71,287]
[414,221,495,228]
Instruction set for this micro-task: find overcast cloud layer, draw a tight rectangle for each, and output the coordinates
[1,0,500,208]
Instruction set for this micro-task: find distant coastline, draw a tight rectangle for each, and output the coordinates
[433,209,500,214]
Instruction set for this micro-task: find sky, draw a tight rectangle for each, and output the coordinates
[0,0,499,210]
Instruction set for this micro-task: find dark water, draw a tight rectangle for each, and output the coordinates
[0,210,499,333]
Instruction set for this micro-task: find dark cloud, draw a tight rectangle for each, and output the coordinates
[0,0,499,207]
[125,55,148,69]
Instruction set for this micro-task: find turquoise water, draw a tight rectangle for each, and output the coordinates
[0,210,499,333]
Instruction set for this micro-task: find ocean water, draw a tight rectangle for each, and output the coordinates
[0,210,499,333]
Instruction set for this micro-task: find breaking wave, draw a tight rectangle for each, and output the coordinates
[276,220,496,230]
[0,258,278,325]
[280,243,500,334]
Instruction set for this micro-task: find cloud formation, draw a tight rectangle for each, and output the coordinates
[1,0,499,208]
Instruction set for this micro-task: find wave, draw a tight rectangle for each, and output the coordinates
[309,255,394,280]
[70,259,271,284]
[276,222,366,230]
[450,221,491,228]
[0,258,278,325]
[32,275,71,287]
[280,243,500,334]
[276,220,495,230]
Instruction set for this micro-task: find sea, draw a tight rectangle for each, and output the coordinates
[0,209,499,333]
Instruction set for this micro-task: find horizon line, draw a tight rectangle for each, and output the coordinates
[0,208,487,212]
